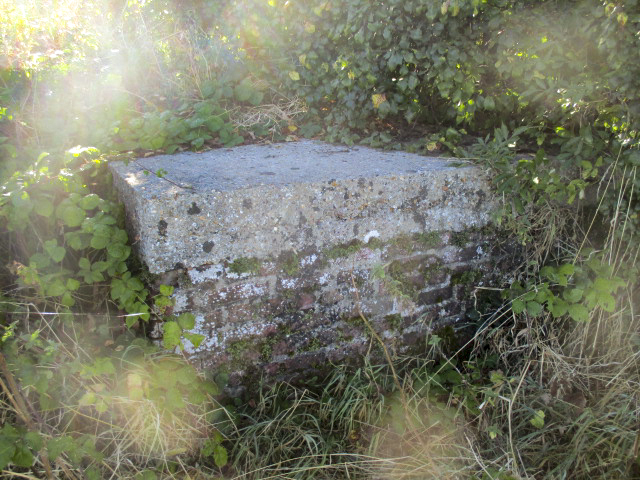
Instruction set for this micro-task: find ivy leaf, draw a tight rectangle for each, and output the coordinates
[288,71,300,81]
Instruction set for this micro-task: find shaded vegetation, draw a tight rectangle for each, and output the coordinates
[0,0,638,478]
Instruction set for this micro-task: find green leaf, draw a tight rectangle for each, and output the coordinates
[12,443,34,467]
[563,288,583,303]
[44,240,66,263]
[79,194,101,210]
[183,332,205,349]
[34,197,55,218]
[177,312,195,330]
[568,303,590,322]
[46,278,67,297]
[163,321,182,350]
[47,436,75,461]
[59,205,86,227]
[526,301,543,316]
[159,285,174,296]
[29,252,51,269]
[213,444,228,467]
[511,299,525,315]
[79,392,96,406]
[288,71,300,81]
[530,410,545,429]
[557,263,575,275]
[0,437,16,470]
[24,431,43,452]
[548,298,568,318]
[165,387,186,410]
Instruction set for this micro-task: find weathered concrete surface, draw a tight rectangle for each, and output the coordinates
[110,141,508,383]
[110,140,494,274]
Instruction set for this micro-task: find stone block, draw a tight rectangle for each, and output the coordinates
[109,141,506,379]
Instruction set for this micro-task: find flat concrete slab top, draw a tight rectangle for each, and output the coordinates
[110,141,494,273]
[112,140,460,193]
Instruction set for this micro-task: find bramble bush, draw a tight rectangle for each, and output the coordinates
[0,0,638,478]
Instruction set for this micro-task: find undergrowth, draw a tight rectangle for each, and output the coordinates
[0,0,638,478]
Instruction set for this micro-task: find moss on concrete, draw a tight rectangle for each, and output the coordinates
[324,240,363,259]
[229,257,261,275]
[450,231,470,248]
[280,251,300,275]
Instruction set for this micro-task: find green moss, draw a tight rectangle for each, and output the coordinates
[388,259,421,300]
[302,338,323,352]
[280,251,300,275]
[451,269,483,286]
[389,235,413,253]
[385,314,403,331]
[229,257,261,275]
[366,237,384,250]
[228,339,251,360]
[324,240,363,259]
[415,231,441,249]
[450,231,470,248]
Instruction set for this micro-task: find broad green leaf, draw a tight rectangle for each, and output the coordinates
[24,431,43,452]
[563,288,583,303]
[526,301,543,316]
[177,312,196,330]
[12,443,34,467]
[163,321,182,350]
[511,299,525,315]
[59,205,86,227]
[47,436,75,461]
[159,285,174,296]
[79,194,101,210]
[44,239,66,263]
[568,303,590,322]
[288,71,300,81]
[213,444,228,467]
[46,278,67,297]
[165,387,186,410]
[0,438,16,470]
[530,410,545,429]
[34,198,54,218]
[548,298,568,318]
[29,252,51,269]
[184,332,205,349]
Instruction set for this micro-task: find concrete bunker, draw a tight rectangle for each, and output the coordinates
[110,140,505,380]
